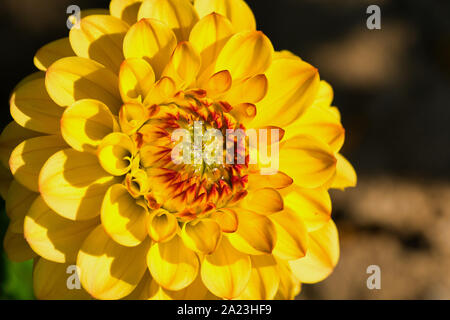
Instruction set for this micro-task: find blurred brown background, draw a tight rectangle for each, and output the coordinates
[1,0,449,299]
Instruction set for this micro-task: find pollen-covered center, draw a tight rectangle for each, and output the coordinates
[119,89,249,221]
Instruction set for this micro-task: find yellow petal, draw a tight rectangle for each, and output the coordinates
[162,41,201,89]
[201,236,251,299]
[119,58,155,103]
[313,80,334,108]
[33,258,92,300]
[143,76,177,105]
[285,104,345,153]
[9,135,67,192]
[237,255,280,300]
[45,57,121,113]
[61,99,118,153]
[274,259,301,300]
[110,0,143,25]
[138,0,199,41]
[281,185,331,232]
[205,70,232,97]
[194,0,256,32]
[24,196,98,263]
[101,184,148,247]
[123,18,177,79]
[248,171,293,190]
[229,102,257,124]
[39,149,121,221]
[181,219,222,254]
[239,188,283,215]
[214,31,273,81]
[0,121,40,168]
[77,225,150,299]
[289,219,340,284]
[228,208,276,255]
[119,103,149,134]
[210,208,238,233]
[280,135,337,189]
[225,74,268,105]
[10,76,64,134]
[97,133,136,176]
[5,180,38,222]
[251,59,320,128]
[34,38,75,71]
[270,208,308,260]
[146,274,210,300]
[331,153,357,190]
[273,50,301,61]
[3,225,36,262]
[147,235,199,291]
[147,208,178,243]
[189,12,234,76]
[69,15,129,72]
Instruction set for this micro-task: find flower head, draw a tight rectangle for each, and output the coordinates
[1,0,356,300]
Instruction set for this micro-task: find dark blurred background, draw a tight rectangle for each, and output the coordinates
[0,0,449,299]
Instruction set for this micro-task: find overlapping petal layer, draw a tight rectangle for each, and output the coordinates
[1,0,356,301]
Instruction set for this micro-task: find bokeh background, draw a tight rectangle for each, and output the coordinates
[1,0,449,299]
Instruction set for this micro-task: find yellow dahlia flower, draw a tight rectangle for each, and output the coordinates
[1,0,356,300]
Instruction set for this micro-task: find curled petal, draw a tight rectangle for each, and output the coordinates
[210,208,238,233]
[119,58,155,103]
[119,103,149,134]
[181,219,222,254]
[205,70,232,97]
[97,133,136,176]
[101,184,148,247]
[147,208,178,243]
[61,99,118,153]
